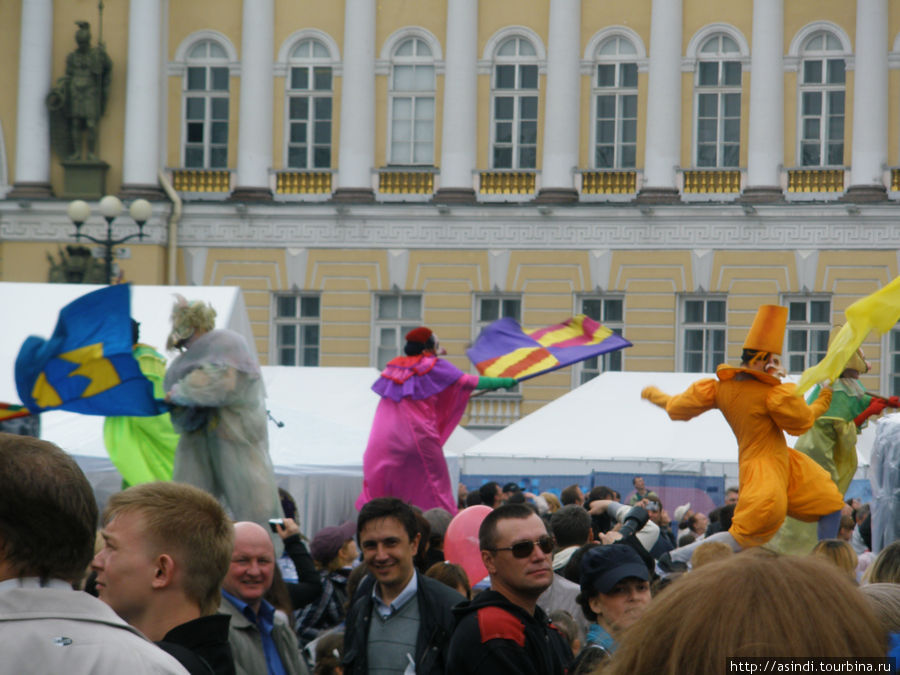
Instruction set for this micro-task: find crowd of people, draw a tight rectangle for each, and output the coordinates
[4,300,899,673]
[3,432,898,675]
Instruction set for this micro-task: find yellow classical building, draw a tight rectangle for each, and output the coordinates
[2,0,900,431]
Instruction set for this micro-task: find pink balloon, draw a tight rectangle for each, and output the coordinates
[444,505,492,588]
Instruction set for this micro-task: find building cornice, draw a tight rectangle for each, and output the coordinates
[2,201,899,251]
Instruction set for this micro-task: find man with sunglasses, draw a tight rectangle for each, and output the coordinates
[446,504,572,674]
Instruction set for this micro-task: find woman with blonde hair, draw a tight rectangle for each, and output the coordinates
[867,540,900,584]
[811,538,858,580]
[604,551,886,674]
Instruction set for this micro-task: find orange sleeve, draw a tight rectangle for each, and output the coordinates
[643,379,718,421]
[768,383,832,436]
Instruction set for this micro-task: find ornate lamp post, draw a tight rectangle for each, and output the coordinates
[66,195,153,284]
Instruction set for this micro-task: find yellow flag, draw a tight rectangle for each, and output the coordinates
[796,276,900,395]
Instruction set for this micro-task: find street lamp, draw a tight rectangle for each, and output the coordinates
[66,195,153,284]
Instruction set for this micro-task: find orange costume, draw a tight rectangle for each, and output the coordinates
[642,305,845,550]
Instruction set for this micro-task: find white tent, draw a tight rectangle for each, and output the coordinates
[0,283,476,535]
[460,371,879,512]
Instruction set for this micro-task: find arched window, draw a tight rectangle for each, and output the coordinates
[491,36,538,169]
[798,31,845,167]
[388,37,435,165]
[593,36,638,169]
[183,39,230,169]
[694,34,741,168]
[286,38,333,169]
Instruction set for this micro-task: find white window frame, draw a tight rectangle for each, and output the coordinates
[272,293,321,366]
[182,39,230,169]
[387,37,436,166]
[373,293,423,369]
[693,34,742,169]
[680,296,727,373]
[797,31,846,168]
[285,38,333,170]
[473,294,523,393]
[784,296,831,374]
[592,37,639,170]
[489,36,540,170]
[886,328,900,395]
[575,296,625,385]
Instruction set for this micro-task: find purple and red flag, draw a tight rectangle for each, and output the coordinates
[466,315,632,382]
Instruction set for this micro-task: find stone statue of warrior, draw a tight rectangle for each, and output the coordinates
[48,22,112,161]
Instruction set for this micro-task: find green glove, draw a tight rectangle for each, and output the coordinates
[476,376,517,390]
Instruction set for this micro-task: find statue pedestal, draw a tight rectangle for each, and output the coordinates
[61,159,109,200]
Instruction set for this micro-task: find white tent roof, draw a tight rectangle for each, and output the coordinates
[461,371,877,481]
[0,283,478,533]
[0,282,253,402]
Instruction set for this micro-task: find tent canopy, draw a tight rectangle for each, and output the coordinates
[460,371,877,481]
[0,283,477,534]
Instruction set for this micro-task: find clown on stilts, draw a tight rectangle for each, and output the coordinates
[357,326,516,514]
[641,305,845,566]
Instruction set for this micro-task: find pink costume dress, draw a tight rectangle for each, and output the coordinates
[357,354,478,514]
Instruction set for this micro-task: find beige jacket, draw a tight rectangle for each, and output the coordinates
[0,583,189,675]
[219,596,309,675]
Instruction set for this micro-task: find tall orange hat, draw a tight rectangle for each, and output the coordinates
[743,305,788,354]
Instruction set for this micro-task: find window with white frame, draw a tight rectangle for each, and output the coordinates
[695,34,741,168]
[286,39,332,169]
[799,32,845,167]
[889,328,900,394]
[474,295,522,392]
[593,37,638,169]
[578,297,625,383]
[273,294,320,366]
[785,297,830,373]
[682,297,726,372]
[374,294,423,369]
[183,40,230,169]
[389,37,435,165]
[491,37,539,169]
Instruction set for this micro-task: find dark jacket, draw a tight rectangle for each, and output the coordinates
[342,571,463,675]
[283,533,323,611]
[446,589,571,675]
[157,614,236,675]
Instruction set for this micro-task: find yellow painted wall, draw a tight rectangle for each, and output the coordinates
[1,1,22,186]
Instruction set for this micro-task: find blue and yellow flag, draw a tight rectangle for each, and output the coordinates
[15,284,168,417]
[466,315,632,382]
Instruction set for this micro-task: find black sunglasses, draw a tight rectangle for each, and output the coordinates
[489,535,554,559]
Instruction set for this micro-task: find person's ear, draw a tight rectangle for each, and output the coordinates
[151,554,176,590]
[481,549,497,575]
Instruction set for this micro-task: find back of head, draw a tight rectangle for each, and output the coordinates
[478,481,500,507]
[587,486,615,502]
[479,502,540,551]
[314,631,344,675]
[425,561,471,599]
[860,583,900,634]
[0,433,98,584]
[811,538,858,578]
[560,484,581,506]
[868,541,900,584]
[550,505,592,549]
[691,541,733,569]
[103,482,233,614]
[541,492,562,513]
[605,551,886,674]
